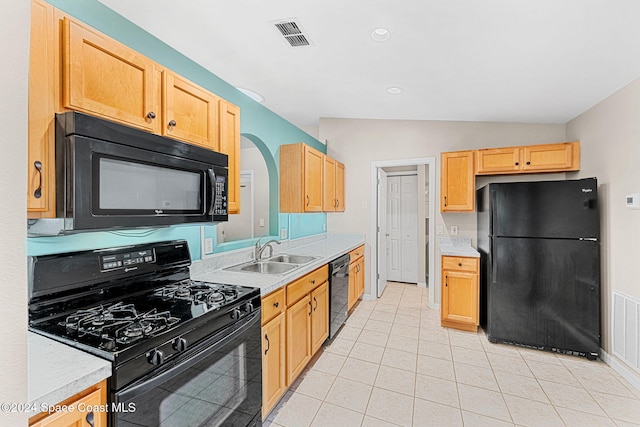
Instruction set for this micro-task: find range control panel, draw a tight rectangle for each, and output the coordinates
[100,249,156,272]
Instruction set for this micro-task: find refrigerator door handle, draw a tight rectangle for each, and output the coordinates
[490,243,497,283]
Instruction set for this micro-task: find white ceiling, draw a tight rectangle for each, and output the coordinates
[99,0,640,129]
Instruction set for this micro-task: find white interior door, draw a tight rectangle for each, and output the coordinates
[377,168,388,297]
[386,176,401,282]
[401,175,419,283]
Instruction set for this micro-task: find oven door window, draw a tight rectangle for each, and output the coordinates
[95,156,204,215]
[115,315,262,427]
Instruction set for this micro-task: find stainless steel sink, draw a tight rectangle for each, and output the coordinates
[267,254,317,264]
[239,262,298,274]
[224,260,299,275]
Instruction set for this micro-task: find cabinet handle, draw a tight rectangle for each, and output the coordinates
[168,119,177,127]
[444,195,447,207]
[264,333,270,355]
[308,301,312,316]
[526,161,531,165]
[86,411,95,427]
[273,301,279,308]
[147,111,156,119]
[445,275,448,287]
[515,162,519,166]
[458,262,462,267]
[311,279,315,285]
[306,195,310,206]
[33,161,43,199]
[314,296,318,310]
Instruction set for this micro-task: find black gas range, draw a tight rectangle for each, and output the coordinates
[29,240,263,427]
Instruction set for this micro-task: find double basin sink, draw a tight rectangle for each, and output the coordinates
[224,254,318,275]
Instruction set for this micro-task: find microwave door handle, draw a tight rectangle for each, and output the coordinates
[207,168,216,215]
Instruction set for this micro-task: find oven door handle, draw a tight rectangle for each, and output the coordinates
[116,311,260,402]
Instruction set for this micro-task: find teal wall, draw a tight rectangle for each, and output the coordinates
[28,0,327,259]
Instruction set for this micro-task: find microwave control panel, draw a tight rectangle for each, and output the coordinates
[213,175,227,216]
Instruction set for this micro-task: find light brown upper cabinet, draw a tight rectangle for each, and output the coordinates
[335,161,345,212]
[62,17,161,134]
[162,71,219,150]
[280,143,324,212]
[476,142,579,175]
[441,151,475,212]
[28,0,56,217]
[219,100,241,214]
[323,156,345,212]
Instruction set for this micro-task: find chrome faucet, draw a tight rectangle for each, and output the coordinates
[254,237,281,260]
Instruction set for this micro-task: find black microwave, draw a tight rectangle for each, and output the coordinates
[28,111,228,235]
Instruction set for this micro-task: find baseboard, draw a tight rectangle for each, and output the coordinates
[601,348,640,392]
[417,281,426,288]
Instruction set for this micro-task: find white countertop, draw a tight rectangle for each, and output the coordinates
[439,237,480,258]
[193,234,366,295]
[28,332,111,408]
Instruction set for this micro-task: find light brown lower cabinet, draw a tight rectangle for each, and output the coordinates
[261,265,329,418]
[262,312,286,418]
[348,245,365,310]
[441,256,479,332]
[29,380,107,427]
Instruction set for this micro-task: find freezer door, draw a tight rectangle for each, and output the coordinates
[487,237,600,355]
[491,178,599,239]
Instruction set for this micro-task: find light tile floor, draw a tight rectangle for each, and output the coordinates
[264,281,640,427]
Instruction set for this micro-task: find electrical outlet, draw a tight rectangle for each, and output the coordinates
[451,225,459,236]
[280,228,287,239]
[437,225,444,235]
[204,238,213,254]
[259,218,265,227]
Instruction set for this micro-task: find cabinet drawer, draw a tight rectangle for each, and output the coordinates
[286,265,328,306]
[262,288,285,325]
[349,245,364,261]
[442,256,478,273]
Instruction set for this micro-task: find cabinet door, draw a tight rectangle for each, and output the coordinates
[31,388,104,427]
[163,71,219,149]
[304,145,324,212]
[286,295,312,385]
[475,147,522,175]
[356,257,365,298]
[347,261,358,310]
[522,143,576,172]
[441,270,478,330]
[311,281,329,354]
[28,0,56,216]
[335,161,345,212]
[219,100,241,214]
[441,151,475,212]
[63,18,160,133]
[323,156,337,211]
[262,312,286,418]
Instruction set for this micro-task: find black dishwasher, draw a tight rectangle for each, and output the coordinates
[328,254,350,339]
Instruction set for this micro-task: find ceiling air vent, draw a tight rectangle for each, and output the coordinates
[272,19,312,47]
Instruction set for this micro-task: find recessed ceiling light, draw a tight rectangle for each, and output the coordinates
[387,87,402,95]
[236,87,264,103]
[371,28,390,42]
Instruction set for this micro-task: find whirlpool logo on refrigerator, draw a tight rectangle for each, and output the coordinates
[582,188,593,193]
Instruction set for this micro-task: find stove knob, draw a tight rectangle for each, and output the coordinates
[230,308,242,320]
[172,337,188,352]
[148,349,165,366]
[243,302,254,313]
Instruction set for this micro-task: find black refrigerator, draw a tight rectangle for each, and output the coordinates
[477,178,600,360]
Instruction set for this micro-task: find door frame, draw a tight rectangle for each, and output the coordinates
[370,157,436,307]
